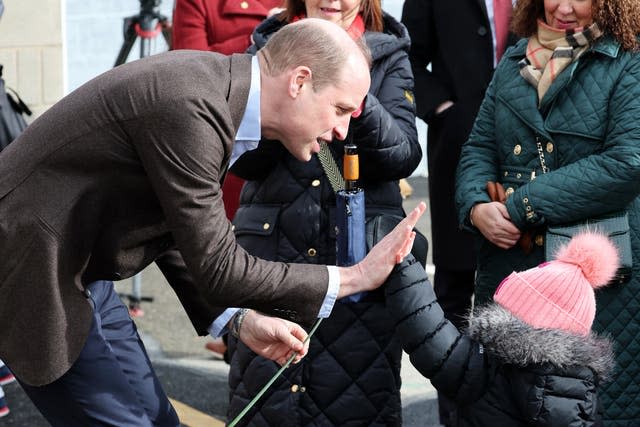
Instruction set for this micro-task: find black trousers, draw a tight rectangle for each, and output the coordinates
[19,280,179,426]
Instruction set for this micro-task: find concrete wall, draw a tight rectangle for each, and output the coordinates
[0,0,64,118]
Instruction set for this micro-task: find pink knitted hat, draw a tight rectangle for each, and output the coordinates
[493,232,619,336]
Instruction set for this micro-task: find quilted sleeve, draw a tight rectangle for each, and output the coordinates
[514,365,600,427]
[349,50,422,181]
[384,256,490,403]
[506,54,640,228]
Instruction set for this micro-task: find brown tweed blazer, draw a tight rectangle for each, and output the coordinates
[0,51,328,386]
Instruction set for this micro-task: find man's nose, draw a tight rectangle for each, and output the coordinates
[332,117,350,141]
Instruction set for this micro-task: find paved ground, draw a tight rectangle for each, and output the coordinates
[0,176,442,427]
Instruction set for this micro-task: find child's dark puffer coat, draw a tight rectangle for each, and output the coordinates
[384,255,615,427]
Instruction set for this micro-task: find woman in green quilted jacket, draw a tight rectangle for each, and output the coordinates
[455,0,640,425]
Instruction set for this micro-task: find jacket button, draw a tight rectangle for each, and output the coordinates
[290,384,299,393]
[513,145,522,155]
[240,1,249,9]
[83,288,92,298]
[477,26,487,36]
[263,223,270,230]
[307,248,317,257]
[299,386,306,393]
[546,142,554,153]
[311,179,321,187]
[505,187,514,197]
[535,235,544,246]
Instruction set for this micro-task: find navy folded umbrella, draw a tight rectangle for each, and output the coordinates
[336,188,366,302]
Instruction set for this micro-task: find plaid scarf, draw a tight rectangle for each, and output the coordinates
[519,20,602,103]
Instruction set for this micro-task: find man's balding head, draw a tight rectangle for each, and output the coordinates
[258,18,371,92]
[258,18,371,162]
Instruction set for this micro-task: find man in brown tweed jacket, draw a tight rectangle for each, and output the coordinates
[0,18,424,425]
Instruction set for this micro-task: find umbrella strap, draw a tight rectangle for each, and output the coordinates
[228,317,324,427]
[316,143,344,193]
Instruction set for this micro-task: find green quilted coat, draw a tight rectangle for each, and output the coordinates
[456,36,640,426]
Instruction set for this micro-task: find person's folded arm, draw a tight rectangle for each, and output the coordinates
[349,49,421,180]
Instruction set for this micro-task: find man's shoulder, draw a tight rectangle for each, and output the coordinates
[122,51,250,98]
[115,51,246,82]
[142,50,232,79]
[156,51,252,90]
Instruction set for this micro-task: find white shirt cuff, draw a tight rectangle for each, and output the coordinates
[318,266,340,318]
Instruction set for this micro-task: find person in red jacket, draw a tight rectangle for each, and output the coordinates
[172,0,283,358]
[172,0,283,56]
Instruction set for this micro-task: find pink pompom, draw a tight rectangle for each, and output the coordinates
[555,232,619,289]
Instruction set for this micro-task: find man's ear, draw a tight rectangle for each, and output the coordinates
[288,66,312,98]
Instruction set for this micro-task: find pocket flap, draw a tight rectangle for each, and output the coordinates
[232,205,280,236]
[547,213,630,238]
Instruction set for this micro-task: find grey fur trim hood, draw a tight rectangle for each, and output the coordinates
[468,304,615,383]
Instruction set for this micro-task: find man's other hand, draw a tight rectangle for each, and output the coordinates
[239,310,309,365]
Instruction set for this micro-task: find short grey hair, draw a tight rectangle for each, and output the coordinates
[258,19,371,92]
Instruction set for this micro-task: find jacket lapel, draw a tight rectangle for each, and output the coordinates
[538,61,578,114]
[498,42,551,139]
[228,53,252,134]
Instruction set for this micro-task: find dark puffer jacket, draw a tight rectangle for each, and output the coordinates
[385,256,615,427]
[226,13,421,427]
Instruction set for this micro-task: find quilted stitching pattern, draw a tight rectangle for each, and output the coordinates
[593,206,640,425]
[227,302,403,426]
[228,11,420,427]
[457,37,640,425]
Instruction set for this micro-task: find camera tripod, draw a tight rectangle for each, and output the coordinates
[114,0,171,316]
[114,0,172,67]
